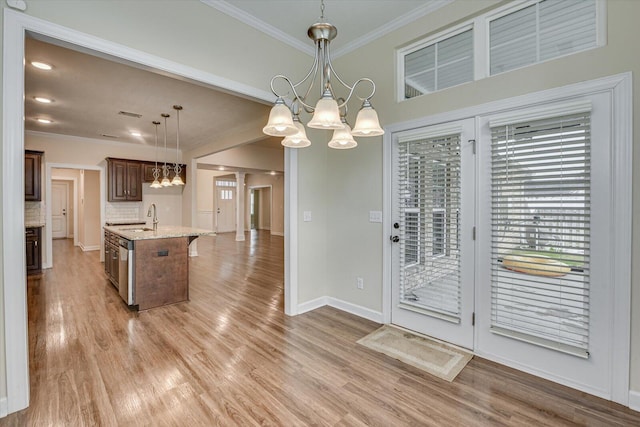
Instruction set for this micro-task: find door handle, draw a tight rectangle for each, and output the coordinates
[390,235,399,243]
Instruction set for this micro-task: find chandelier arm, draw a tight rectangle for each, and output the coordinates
[269,75,316,111]
[336,78,377,109]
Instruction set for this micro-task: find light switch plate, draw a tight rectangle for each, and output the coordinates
[369,211,383,223]
[303,211,312,222]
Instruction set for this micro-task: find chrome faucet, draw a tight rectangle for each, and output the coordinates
[147,203,158,231]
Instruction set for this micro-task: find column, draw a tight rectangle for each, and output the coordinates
[235,171,246,241]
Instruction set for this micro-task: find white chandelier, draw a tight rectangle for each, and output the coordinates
[262,0,384,150]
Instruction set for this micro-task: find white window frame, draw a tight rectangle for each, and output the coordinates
[396,23,475,102]
[396,0,607,101]
[483,0,607,78]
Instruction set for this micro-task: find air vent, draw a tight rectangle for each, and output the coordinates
[118,110,142,118]
[100,133,119,138]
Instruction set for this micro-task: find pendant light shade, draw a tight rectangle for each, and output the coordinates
[307,91,343,130]
[281,117,311,148]
[263,97,297,137]
[328,119,357,149]
[171,105,185,186]
[351,100,384,137]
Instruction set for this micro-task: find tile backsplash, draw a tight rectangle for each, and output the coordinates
[105,202,142,223]
[25,201,45,224]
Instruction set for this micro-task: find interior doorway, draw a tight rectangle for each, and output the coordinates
[250,186,272,231]
[51,180,70,239]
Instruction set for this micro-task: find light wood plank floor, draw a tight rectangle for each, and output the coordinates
[2,231,639,426]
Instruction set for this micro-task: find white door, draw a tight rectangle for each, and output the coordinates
[216,187,236,233]
[51,181,68,239]
[475,93,615,398]
[391,118,475,349]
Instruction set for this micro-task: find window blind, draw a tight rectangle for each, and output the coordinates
[398,134,462,321]
[490,112,591,357]
[404,29,473,99]
[490,0,597,75]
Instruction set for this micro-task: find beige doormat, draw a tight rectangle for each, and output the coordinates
[357,325,473,382]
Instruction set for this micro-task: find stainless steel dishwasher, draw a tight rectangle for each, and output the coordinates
[118,238,134,305]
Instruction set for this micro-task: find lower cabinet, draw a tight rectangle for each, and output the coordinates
[26,227,42,275]
[104,230,119,287]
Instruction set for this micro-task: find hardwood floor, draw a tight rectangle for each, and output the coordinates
[2,231,639,426]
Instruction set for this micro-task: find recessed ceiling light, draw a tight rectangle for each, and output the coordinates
[130,131,142,137]
[34,97,53,104]
[31,61,52,70]
[270,171,277,175]
[218,166,225,171]
[36,118,52,124]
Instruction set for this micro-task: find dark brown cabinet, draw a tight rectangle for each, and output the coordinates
[26,227,42,275]
[107,158,142,202]
[142,161,187,184]
[25,150,43,201]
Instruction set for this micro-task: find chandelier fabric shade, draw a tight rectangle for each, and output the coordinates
[263,0,384,150]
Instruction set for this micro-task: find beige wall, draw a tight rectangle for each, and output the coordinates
[198,143,284,172]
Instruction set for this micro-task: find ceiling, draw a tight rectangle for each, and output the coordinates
[24,1,447,164]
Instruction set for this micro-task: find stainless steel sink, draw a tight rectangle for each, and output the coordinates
[120,227,154,232]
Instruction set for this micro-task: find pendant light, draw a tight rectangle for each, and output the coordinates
[328,116,357,149]
[281,102,311,148]
[160,113,172,187]
[150,120,162,188]
[171,105,185,186]
[263,0,384,148]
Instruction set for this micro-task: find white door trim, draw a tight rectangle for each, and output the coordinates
[2,9,298,415]
[51,179,71,239]
[382,72,632,405]
[248,184,273,232]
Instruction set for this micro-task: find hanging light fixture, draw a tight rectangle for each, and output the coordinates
[171,105,185,186]
[150,120,162,188]
[328,115,357,149]
[160,113,172,187]
[263,0,384,149]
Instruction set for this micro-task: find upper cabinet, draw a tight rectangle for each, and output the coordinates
[25,150,43,201]
[107,158,142,202]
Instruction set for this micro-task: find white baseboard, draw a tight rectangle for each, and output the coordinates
[295,296,384,324]
[271,231,284,236]
[297,296,327,314]
[327,297,384,323]
[0,397,7,418]
[629,390,640,412]
[79,243,100,252]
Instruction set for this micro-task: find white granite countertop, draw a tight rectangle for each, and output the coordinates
[25,222,45,228]
[104,225,215,241]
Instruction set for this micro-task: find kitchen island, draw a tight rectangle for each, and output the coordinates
[104,225,214,310]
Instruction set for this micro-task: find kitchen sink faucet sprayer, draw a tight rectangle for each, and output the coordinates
[147,204,158,231]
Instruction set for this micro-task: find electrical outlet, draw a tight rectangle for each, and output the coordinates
[356,277,364,289]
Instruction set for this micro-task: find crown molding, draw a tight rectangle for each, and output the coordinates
[201,0,454,59]
[200,0,314,56]
[332,0,454,58]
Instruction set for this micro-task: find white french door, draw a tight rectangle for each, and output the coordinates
[391,118,475,349]
[388,90,625,400]
[475,93,615,398]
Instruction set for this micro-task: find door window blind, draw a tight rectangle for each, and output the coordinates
[490,112,591,357]
[489,0,597,75]
[403,29,473,99]
[398,134,462,321]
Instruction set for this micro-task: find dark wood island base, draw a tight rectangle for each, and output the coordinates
[135,236,189,310]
